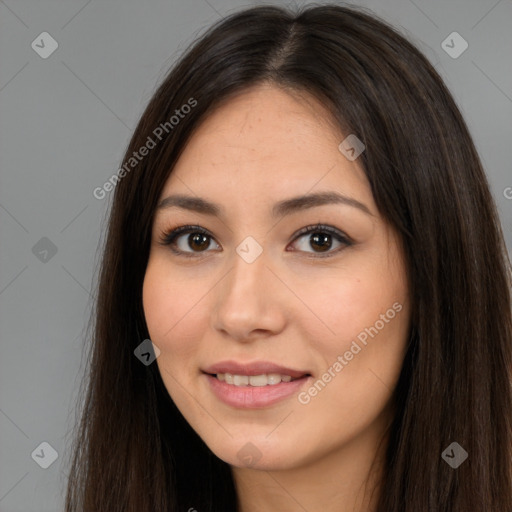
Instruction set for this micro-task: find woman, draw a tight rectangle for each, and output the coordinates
[65,4,512,511]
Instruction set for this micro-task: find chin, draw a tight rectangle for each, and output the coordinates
[204,432,309,471]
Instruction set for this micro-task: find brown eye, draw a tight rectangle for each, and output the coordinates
[186,232,211,252]
[309,232,333,252]
[159,225,220,257]
[289,224,352,257]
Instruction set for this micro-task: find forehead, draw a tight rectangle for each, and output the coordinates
[160,84,372,208]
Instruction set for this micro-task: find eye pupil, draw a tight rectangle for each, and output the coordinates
[311,233,331,252]
[189,233,209,251]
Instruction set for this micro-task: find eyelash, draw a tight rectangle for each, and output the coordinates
[157,223,353,259]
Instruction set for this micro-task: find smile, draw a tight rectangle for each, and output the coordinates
[215,372,298,386]
[203,372,311,408]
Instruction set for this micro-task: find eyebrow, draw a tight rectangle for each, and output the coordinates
[156,191,373,218]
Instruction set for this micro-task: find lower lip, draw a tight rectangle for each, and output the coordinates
[204,373,311,409]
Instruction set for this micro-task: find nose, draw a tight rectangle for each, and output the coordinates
[211,249,286,343]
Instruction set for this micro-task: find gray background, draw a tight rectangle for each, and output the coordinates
[0,0,510,510]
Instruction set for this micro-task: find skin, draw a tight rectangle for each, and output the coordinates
[143,83,411,512]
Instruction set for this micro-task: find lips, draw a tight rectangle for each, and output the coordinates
[202,360,310,379]
[201,360,312,408]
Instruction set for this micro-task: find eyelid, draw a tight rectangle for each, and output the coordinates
[157,224,218,254]
[287,224,352,258]
[290,224,352,244]
[157,223,353,258]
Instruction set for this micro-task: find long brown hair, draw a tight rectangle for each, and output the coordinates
[64,4,512,511]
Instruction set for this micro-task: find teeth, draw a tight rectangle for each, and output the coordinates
[267,373,281,385]
[216,373,300,386]
[249,374,268,386]
[233,375,249,386]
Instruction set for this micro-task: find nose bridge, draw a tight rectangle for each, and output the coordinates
[225,236,269,302]
[212,237,283,339]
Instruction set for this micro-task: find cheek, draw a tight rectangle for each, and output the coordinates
[142,261,208,414]
[311,268,402,345]
[297,275,408,431]
[306,251,409,387]
[142,264,170,342]
[142,260,205,362]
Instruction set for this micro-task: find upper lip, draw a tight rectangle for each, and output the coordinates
[202,360,311,379]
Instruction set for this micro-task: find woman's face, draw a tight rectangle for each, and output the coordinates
[143,84,411,471]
